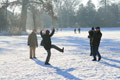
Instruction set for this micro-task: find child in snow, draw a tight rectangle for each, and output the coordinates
[40,27,64,65]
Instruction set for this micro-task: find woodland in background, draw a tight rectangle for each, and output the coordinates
[0,0,120,34]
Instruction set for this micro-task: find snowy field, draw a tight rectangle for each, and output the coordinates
[0,28,120,80]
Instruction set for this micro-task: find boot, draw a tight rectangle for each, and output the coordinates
[98,57,101,61]
[62,47,64,53]
[92,59,97,61]
[45,62,51,65]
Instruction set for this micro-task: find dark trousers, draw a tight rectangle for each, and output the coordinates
[90,45,93,56]
[93,46,101,60]
[45,45,62,63]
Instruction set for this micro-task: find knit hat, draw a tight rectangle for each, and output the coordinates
[96,27,100,29]
[92,27,94,30]
[46,30,50,34]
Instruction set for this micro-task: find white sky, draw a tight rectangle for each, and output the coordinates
[81,0,120,9]
[3,0,120,13]
[81,0,99,9]
[82,0,98,5]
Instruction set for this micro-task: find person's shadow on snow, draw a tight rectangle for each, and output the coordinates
[33,59,82,80]
[100,57,120,69]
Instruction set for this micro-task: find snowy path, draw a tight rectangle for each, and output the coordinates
[0,28,120,80]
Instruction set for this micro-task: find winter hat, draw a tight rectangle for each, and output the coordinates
[46,30,50,34]
[92,27,94,30]
[96,27,100,29]
[33,29,36,32]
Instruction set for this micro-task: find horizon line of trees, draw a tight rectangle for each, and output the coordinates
[0,0,120,33]
[56,0,120,28]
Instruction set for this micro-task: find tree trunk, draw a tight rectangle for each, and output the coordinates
[31,6,37,30]
[20,0,29,32]
[33,11,37,30]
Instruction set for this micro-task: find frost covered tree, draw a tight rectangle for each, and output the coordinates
[0,0,57,32]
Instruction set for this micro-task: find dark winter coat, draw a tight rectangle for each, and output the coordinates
[40,29,55,50]
[92,31,102,46]
[28,32,38,47]
[88,30,94,46]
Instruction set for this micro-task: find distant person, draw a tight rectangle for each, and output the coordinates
[74,28,76,34]
[28,29,38,59]
[40,27,64,65]
[60,28,62,31]
[56,28,59,32]
[88,27,95,56]
[78,28,81,33]
[92,27,102,61]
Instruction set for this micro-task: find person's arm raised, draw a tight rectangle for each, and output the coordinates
[40,29,44,37]
[50,27,55,37]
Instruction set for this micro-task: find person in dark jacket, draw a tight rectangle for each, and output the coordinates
[40,27,64,65]
[88,27,95,56]
[74,28,76,34]
[92,27,102,61]
[28,29,38,59]
[78,28,80,33]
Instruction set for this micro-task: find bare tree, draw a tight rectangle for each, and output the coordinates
[1,0,57,31]
[0,0,9,31]
[53,0,80,27]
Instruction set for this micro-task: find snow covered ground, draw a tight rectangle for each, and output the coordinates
[0,28,120,80]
